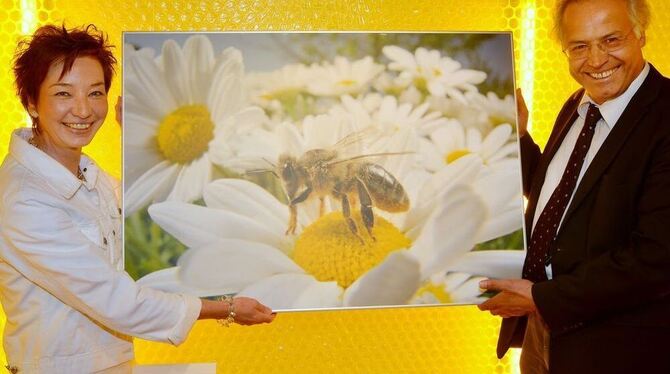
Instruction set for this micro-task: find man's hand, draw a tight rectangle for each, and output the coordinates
[516,88,528,137]
[477,278,537,318]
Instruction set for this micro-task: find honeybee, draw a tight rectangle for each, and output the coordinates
[272,131,410,242]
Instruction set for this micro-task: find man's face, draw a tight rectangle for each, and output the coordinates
[562,0,646,104]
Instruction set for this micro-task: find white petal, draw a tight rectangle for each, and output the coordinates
[137,267,202,294]
[449,250,525,279]
[123,144,162,188]
[382,45,417,71]
[124,96,160,126]
[148,201,287,250]
[126,54,177,117]
[124,161,180,216]
[161,39,192,105]
[410,185,486,279]
[480,124,512,160]
[208,48,244,123]
[488,143,519,163]
[167,154,212,202]
[238,273,340,311]
[441,272,471,292]
[343,251,421,307]
[403,155,482,234]
[292,282,343,310]
[473,167,522,216]
[177,239,304,294]
[203,179,289,241]
[184,35,215,103]
[477,208,524,243]
[450,276,487,303]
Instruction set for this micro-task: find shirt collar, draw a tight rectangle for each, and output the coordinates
[9,128,100,199]
[578,62,650,129]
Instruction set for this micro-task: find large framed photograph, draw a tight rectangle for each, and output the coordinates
[123,32,526,311]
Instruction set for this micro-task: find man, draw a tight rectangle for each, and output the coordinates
[478,0,670,373]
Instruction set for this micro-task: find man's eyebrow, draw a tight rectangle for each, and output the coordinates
[567,30,625,45]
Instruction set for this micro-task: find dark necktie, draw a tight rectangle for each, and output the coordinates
[522,103,602,282]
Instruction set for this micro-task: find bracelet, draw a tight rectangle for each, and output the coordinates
[217,295,236,327]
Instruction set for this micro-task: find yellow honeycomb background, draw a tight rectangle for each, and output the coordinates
[0,0,668,373]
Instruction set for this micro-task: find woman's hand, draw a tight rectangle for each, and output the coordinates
[231,297,276,325]
[115,96,122,127]
[199,297,275,325]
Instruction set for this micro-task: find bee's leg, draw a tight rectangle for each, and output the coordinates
[290,186,312,205]
[319,197,325,217]
[286,187,311,235]
[356,179,376,241]
[341,194,364,244]
[286,204,298,235]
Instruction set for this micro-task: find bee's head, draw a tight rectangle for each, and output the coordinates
[278,154,301,198]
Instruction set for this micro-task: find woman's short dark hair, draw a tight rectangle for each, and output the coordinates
[13,24,117,117]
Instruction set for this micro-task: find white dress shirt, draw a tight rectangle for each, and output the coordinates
[0,129,201,374]
[532,63,650,279]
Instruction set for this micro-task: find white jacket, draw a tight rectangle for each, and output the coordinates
[0,129,201,374]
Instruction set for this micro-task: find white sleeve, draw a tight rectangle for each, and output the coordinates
[0,192,201,345]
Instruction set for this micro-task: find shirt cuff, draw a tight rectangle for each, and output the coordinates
[167,294,201,346]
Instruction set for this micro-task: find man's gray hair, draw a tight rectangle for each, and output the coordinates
[554,0,651,42]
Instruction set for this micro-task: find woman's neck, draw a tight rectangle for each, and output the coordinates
[32,135,82,177]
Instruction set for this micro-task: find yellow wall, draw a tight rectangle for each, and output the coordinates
[0,0,668,372]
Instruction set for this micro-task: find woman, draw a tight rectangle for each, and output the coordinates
[0,24,275,374]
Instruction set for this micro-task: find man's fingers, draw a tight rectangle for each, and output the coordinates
[479,278,512,292]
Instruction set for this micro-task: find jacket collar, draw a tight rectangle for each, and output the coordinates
[9,128,100,200]
[524,64,662,237]
[563,63,663,221]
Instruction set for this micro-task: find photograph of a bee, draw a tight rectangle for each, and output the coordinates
[123,32,527,311]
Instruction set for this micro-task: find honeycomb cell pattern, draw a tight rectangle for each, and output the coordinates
[0,0,668,372]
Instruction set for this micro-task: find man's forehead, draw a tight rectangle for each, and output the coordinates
[561,0,632,41]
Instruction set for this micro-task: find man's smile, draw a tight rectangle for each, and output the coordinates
[586,66,620,80]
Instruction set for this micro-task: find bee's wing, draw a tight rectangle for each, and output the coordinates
[326,151,413,167]
[328,127,381,155]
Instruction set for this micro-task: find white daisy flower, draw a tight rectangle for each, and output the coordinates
[245,63,315,119]
[466,91,517,127]
[307,56,384,97]
[332,94,448,136]
[124,35,266,215]
[419,120,518,172]
[137,146,523,310]
[382,45,487,102]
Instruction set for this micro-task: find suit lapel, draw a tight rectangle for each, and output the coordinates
[564,66,662,221]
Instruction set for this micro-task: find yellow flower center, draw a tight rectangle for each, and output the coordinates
[414,282,453,304]
[414,77,428,92]
[445,149,471,164]
[337,79,357,87]
[156,105,215,164]
[292,211,411,288]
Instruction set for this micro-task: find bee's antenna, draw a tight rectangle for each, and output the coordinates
[262,158,277,168]
[245,168,279,178]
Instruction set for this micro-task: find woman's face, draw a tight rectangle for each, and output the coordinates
[29,56,108,150]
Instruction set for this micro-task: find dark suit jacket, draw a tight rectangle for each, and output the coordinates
[497,64,670,374]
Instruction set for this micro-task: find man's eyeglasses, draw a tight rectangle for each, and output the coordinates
[563,28,637,60]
